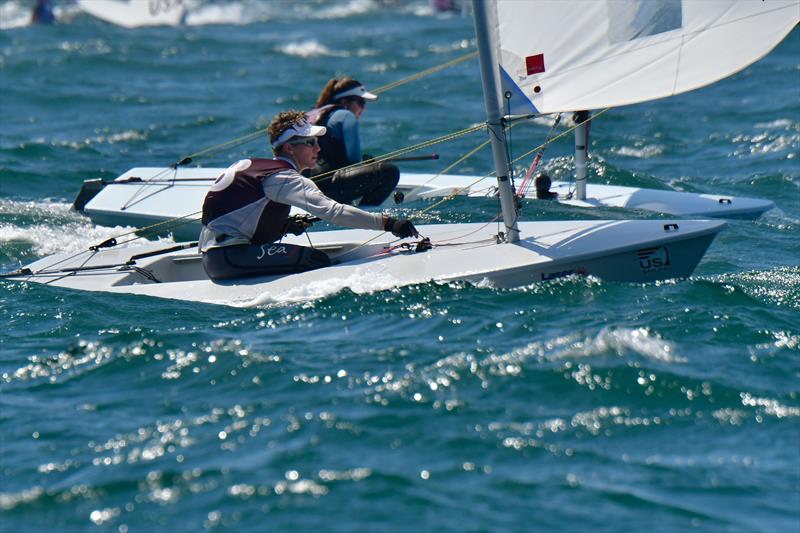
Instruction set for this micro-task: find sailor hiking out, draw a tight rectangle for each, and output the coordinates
[199,110,418,280]
[306,77,400,206]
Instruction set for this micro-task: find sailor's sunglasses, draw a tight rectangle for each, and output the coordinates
[342,96,366,108]
[288,137,318,147]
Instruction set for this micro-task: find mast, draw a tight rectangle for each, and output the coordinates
[573,110,590,201]
[471,0,519,243]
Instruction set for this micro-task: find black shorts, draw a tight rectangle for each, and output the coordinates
[314,162,400,206]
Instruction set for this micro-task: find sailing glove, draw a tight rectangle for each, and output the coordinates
[283,215,316,236]
[384,217,419,239]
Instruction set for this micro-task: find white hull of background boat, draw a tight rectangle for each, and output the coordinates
[7,220,725,307]
[74,166,770,241]
[77,0,185,28]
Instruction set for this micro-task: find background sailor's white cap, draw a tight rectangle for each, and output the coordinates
[271,120,326,148]
[333,84,379,102]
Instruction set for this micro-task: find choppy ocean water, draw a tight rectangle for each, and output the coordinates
[1,1,799,531]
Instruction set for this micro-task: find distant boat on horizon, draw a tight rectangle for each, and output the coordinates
[77,0,186,28]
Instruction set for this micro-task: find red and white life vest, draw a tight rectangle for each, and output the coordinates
[201,158,294,245]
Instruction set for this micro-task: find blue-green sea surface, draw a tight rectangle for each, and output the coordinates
[1,2,798,531]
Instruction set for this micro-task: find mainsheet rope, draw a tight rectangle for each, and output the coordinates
[371,51,477,94]
[410,109,607,220]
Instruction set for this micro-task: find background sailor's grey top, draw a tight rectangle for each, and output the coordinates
[199,158,384,251]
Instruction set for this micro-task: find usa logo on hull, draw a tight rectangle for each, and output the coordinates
[637,246,671,273]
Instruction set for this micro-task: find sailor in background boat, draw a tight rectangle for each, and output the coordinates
[534,173,558,200]
[432,0,459,13]
[199,110,418,281]
[306,78,400,206]
[31,0,56,24]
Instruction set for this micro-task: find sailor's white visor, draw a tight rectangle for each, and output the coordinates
[333,84,378,102]
[271,120,326,148]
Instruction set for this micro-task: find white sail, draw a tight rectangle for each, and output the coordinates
[493,0,800,114]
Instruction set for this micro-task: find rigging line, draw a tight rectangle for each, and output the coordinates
[410,126,533,217]
[334,178,497,260]
[407,111,608,221]
[181,128,267,163]
[74,115,601,263]
[130,266,160,283]
[33,247,95,276]
[107,121,484,245]
[408,118,532,196]
[433,237,496,248]
[413,172,494,217]
[434,215,501,245]
[120,182,174,211]
[109,53,487,216]
[403,137,492,201]
[371,51,478,94]
[118,121,481,196]
[509,108,608,167]
[517,113,562,197]
[111,130,261,203]
[370,216,499,260]
[330,231,400,261]
[34,242,200,276]
[373,240,420,256]
[113,214,202,247]
[82,209,202,253]
[118,209,201,240]
[41,248,98,284]
[309,122,486,184]
[169,52,479,168]
[120,166,178,211]
[106,109,581,262]
[99,113,569,258]
[89,122,485,254]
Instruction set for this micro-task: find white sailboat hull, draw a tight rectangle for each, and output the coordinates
[76,167,769,241]
[8,220,725,307]
[78,0,185,28]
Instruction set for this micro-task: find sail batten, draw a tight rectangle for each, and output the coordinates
[493,0,800,114]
